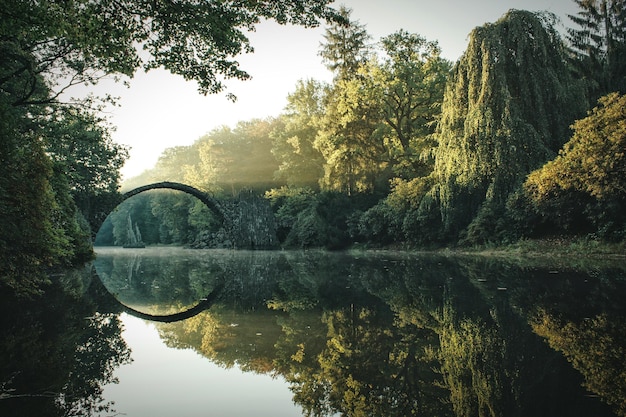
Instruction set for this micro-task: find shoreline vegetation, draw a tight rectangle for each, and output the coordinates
[101,237,626,260]
[3,3,625,295]
[458,240,626,260]
[355,238,626,260]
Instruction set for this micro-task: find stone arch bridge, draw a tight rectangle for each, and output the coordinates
[101,181,277,249]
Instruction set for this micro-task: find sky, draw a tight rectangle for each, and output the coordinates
[71,0,579,180]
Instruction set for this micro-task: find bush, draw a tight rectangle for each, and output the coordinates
[515,93,626,241]
[267,187,366,249]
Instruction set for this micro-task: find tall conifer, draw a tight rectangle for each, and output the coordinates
[318,6,371,80]
[567,0,626,102]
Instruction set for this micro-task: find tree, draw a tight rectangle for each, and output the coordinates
[318,6,371,80]
[228,119,283,193]
[315,71,388,195]
[518,93,626,239]
[1,0,343,292]
[323,31,450,245]
[567,0,626,102]
[0,101,72,291]
[316,8,381,195]
[271,79,327,189]
[376,31,452,179]
[424,10,586,243]
[0,0,344,103]
[44,106,129,231]
[183,128,233,194]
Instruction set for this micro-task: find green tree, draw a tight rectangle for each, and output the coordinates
[315,72,388,195]
[376,30,451,179]
[271,79,327,188]
[229,119,283,193]
[424,10,585,243]
[567,0,626,102]
[0,101,73,291]
[318,6,371,80]
[149,191,187,244]
[183,127,234,194]
[350,32,451,245]
[517,93,626,239]
[0,0,343,103]
[44,106,129,232]
[181,119,281,196]
[315,8,385,195]
[1,0,343,292]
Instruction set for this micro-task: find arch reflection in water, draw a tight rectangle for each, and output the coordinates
[94,247,226,321]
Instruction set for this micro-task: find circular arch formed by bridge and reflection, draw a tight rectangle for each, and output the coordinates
[96,181,227,322]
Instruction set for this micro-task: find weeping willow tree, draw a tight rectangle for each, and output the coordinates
[423,10,586,243]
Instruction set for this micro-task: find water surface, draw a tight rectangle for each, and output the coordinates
[1,247,625,417]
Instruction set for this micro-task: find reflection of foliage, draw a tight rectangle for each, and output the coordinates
[0,268,131,417]
[94,248,224,312]
[438,307,508,417]
[158,308,284,376]
[310,307,447,417]
[532,311,626,416]
[270,254,452,416]
[62,313,132,416]
[97,250,626,417]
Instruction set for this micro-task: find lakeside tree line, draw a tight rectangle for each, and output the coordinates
[119,3,626,250]
[2,1,625,292]
[0,0,343,292]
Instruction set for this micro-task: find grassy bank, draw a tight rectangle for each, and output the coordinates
[457,237,626,259]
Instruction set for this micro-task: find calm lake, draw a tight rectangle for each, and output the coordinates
[1,247,625,417]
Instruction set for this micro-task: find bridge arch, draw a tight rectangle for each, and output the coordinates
[95,180,277,249]
[120,181,224,222]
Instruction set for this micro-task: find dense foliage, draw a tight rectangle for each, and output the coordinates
[514,92,626,240]
[422,10,586,244]
[0,0,342,293]
[0,0,343,102]
[567,0,626,103]
[117,5,626,251]
[4,0,625,293]
[95,190,218,247]
[0,268,131,416]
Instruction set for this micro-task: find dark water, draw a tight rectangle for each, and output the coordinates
[1,247,625,417]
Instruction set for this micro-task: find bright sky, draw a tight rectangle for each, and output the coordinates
[72,0,579,180]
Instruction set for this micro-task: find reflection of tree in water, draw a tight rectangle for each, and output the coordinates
[160,307,284,374]
[436,257,626,417]
[532,310,626,415]
[279,255,625,417]
[0,268,131,417]
[133,252,626,417]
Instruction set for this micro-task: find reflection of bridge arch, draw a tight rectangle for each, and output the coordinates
[92,266,225,323]
[121,181,224,222]
[122,280,225,323]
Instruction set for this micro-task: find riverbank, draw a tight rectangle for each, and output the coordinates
[452,237,626,259]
